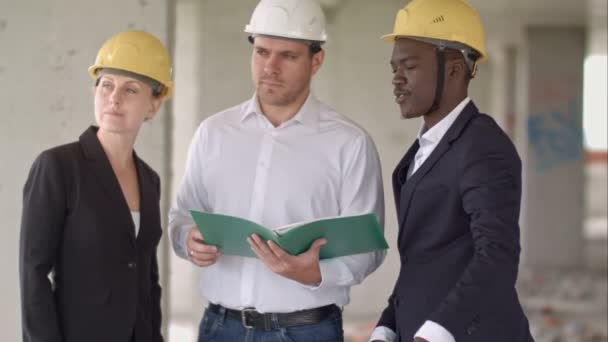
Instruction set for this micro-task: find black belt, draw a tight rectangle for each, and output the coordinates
[208,303,340,330]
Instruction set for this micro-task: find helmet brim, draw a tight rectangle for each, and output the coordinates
[381,33,399,42]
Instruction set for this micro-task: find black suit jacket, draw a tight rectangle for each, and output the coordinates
[377,102,534,341]
[20,126,164,342]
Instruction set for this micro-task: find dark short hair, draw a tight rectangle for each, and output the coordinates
[248,35,323,55]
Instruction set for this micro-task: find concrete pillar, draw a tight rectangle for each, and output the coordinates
[522,27,586,268]
[169,0,259,334]
[0,1,172,340]
[169,0,207,325]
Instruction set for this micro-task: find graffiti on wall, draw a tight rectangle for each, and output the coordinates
[528,98,583,172]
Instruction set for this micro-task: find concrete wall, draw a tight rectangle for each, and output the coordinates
[0,0,172,340]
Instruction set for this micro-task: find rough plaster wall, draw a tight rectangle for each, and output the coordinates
[0,0,171,340]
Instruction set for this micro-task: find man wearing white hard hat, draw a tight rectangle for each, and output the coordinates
[169,0,386,341]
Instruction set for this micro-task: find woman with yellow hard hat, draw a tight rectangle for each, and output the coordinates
[19,30,172,342]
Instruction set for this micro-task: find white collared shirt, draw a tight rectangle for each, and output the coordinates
[408,97,471,178]
[369,97,471,342]
[170,93,385,313]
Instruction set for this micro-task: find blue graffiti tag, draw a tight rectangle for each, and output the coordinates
[528,99,584,171]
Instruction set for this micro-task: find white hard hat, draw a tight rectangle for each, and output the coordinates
[244,0,327,42]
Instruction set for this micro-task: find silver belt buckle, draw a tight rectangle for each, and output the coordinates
[241,308,256,329]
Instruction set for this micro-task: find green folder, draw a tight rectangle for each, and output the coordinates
[189,210,388,259]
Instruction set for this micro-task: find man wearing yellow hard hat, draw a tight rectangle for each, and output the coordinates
[20,30,171,342]
[371,0,534,341]
[169,0,385,341]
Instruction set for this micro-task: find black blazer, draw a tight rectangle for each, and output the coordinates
[20,126,164,342]
[377,102,534,341]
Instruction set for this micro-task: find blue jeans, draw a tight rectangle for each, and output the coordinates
[197,306,344,342]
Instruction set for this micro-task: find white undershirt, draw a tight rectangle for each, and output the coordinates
[131,211,140,237]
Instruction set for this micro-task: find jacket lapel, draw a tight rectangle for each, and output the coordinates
[79,126,136,246]
[397,102,480,235]
[134,154,158,246]
[392,140,419,226]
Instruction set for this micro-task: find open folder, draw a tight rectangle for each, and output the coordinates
[190,210,389,259]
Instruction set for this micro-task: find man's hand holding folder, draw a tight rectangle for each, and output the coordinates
[189,211,388,260]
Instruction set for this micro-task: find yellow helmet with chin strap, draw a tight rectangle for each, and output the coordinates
[383,0,486,115]
[383,0,487,75]
[88,30,174,99]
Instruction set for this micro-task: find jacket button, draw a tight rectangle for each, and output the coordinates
[466,325,476,335]
[128,262,137,269]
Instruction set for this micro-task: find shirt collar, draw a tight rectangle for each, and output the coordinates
[417,97,471,146]
[241,92,320,130]
[241,95,261,122]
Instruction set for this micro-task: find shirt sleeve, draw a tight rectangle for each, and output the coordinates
[428,124,523,333]
[169,123,211,259]
[415,320,456,342]
[369,326,397,342]
[315,132,386,289]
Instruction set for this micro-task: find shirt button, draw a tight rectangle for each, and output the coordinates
[127,262,137,269]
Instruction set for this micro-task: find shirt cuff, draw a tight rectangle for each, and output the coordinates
[179,225,191,259]
[298,258,353,290]
[369,326,397,342]
[415,320,455,342]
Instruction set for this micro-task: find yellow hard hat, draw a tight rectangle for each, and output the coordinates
[382,0,487,63]
[88,30,174,99]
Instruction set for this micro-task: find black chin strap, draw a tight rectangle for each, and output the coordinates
[425,48,446,116]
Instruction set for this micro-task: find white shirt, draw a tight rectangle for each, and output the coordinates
[369,97,471,342]
[169,93,385,313]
